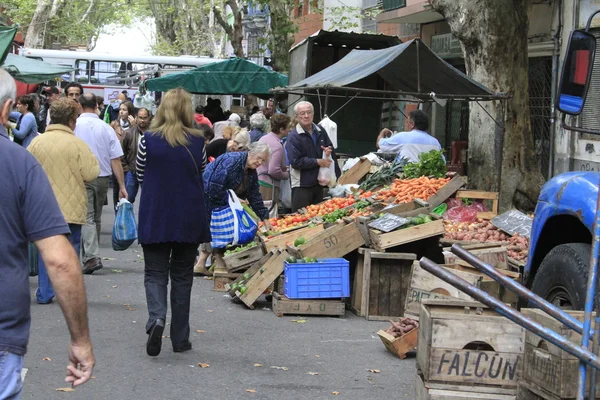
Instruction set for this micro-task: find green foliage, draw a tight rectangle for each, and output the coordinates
[4,0,152,50]
[403,150,448,179]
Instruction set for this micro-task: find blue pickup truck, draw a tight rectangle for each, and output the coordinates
[525,172,598,309]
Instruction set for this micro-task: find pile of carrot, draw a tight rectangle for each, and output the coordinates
[374,177,450,204]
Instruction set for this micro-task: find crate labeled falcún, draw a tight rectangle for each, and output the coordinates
[417,299,524,392]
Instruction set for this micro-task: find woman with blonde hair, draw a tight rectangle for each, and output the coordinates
[136,88,210,357]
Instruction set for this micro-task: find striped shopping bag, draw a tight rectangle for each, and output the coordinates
[210,206,235,248]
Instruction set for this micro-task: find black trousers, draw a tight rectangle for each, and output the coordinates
[142,242,199,348]
[292,185,324,212]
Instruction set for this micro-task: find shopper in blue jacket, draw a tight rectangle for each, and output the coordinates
[285,101,341,211]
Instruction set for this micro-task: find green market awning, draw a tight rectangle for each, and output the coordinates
[144,58,288,98]
[0,26,17,65]
[2,53,75,84]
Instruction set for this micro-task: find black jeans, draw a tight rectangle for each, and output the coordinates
[142,242,199,348]
[292,185,324,212]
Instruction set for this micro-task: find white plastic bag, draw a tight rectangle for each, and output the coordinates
[318,154,337,188]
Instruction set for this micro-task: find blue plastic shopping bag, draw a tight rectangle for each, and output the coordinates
[112,199,137,251]
[210,190,257,248]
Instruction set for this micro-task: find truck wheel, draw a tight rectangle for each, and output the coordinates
[530,243,591,310]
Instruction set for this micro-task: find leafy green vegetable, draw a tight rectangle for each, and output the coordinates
[403,150,447,179]
[322,208,351,223]
[359,162,404,191]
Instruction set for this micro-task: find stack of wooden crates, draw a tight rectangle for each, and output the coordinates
[517,309,600,400]
[416,299,524,400]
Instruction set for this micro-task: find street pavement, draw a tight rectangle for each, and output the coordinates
[23,190,417,399]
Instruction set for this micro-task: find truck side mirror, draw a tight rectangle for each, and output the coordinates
[556,30,596,115]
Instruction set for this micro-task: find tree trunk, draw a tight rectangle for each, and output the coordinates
[25,0,53,48]
[213,0,244,58]
[149,0,178,45]
[429,0,544,210]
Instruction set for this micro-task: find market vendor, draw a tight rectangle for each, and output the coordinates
[376,110,443,162]
[195,142,271,274]
[286,101,341,212]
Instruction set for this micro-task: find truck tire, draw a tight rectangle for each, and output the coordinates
[530,243,591,310]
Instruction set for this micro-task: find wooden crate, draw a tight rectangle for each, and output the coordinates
[455,190,499,220]
[522,308,600,399]
[416,374,516,400]
[379,175,466,211]
[517,381,562,400]
[286,221,365,260]
[417,299,524,391]
[223,242,265,272]
[369,217,444,251]
[225,250,278,297]
[338,158,372,185]
[212,268,241,292]
[443,246,509,270]
[259,223,324,253]
[351,248,415,320]
[236,250,289,309]
[377,328,418,359]
[271,291,345,317]
[426,175,468,208]
[404,261,482,319]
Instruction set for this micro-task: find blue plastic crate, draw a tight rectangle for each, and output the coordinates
[284,258,350,299]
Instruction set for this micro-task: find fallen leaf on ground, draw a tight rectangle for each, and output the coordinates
[195,330,206,333]
[106,295,110,298]
[315,355,321,358]
[270,366,289,371]
[42,357,51,361]
[206,310,214,313]
[91,376,96,379]
[112,285,118,288]
[253,363,263,367]
[290,319,307,323]
[125,307,135,311]
[56,388,75,392]
[123,303,131,306]
[246,389,257,393]
[204,276,214,280]
[198,363,210,368]
[111,269,123,273]
[368,369,380,373]
[307,371,319,375]
[102,257,116,261]
[332,391,340,395]
[161,335,170,338]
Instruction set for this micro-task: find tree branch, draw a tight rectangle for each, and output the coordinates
[213,6,234,38]
[78,0,96,24]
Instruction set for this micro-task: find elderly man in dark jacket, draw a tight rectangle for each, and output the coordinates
[285,101,341,212]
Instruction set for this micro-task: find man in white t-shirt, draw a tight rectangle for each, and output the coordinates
[376,110,443,162]
[75,93,127,274]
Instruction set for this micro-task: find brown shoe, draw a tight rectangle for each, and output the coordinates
[83,258,103,274]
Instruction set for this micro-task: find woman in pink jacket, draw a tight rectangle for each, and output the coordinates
[257,114,291,217]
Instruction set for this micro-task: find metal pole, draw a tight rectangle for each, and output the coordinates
[589,315,600,398]
[577,183,600,400]
[324,87,330,117]
[450,244,593,336]
[416,40,421,94]
[419,257,600,370]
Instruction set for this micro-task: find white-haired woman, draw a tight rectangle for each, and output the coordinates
[249,112,266,143]
[196,142,271,273]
